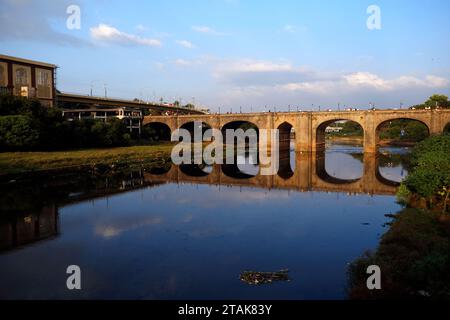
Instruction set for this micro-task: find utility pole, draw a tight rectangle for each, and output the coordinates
[104,83,107,98]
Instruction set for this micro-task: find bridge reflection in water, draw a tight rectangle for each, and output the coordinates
[0,150,402,253]
[144,151,400,196]
[0,205,59,252]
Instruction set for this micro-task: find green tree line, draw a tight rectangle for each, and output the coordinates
[0,94,134,151]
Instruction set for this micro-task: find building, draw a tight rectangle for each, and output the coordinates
[0,54,57,107]
[325,126,343,133]
[62,107,142,134]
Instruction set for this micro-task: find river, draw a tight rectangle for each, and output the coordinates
[0,143,412,299]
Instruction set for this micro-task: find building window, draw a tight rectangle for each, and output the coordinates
[15,67,28,86]
[0,64,5,86]
[37,69,50,86]
[36,68,52,99]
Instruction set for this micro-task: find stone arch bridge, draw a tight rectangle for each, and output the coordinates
[143,109,450,153]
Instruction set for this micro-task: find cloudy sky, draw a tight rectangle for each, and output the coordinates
[1,0,449,111]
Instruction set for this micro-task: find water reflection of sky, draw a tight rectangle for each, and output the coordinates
[0,146,409,300]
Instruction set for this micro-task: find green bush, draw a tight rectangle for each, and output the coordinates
[396,183,412,205]
[402,135,450,210]
[0,115,39,150]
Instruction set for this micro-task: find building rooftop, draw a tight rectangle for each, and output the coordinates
[0,54,57,69]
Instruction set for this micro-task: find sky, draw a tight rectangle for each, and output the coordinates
[1,0,449,112]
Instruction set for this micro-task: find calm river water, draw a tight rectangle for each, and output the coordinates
[0,144,412,299]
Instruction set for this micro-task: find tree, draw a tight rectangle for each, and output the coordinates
[425,94,449,109]
[0,115,39,149]
[402,135,450,209]
[410,94,449,110]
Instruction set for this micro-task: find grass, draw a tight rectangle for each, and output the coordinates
[0,144,174,176]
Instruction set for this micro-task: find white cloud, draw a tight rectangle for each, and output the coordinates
[136,24,148,32]
[90,24,162,47]
[95,217,162,238]
[283,25,297,33]
[176,40,195,49]
[344,72,390,90]
[281,24,308,34]
[223,59,294,73]
[343,72,450,91]
[174,59,191,66]
[191,25,228,36]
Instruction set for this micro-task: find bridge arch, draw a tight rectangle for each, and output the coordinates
[315,118,364,152]
[315,151,362,185]
[179,121,212,142]
[375,153,405,186]
[277,121,295,179]
[444,122,450,134]
[179,164,212,177]
[221,120,259,145]
[375,118,430,148]
[142,122,172,142]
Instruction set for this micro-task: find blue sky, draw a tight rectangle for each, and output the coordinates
[1,0,449,111]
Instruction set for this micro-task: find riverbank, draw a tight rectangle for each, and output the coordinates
[326,136,363,144]
[0,144,173,179]
[348,208,450,299]
[326,135,420,147]
[348,134,450,299]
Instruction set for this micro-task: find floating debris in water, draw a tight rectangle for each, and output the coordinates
[240,269,290,285]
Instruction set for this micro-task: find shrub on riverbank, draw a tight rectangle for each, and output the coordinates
[348,208,450,299]
[399,135,450,212]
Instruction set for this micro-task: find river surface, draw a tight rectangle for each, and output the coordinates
[0,143,412,299]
